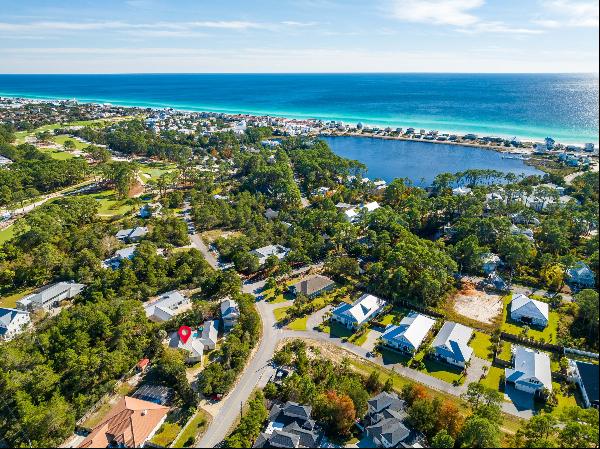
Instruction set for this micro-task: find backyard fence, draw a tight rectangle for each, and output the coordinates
[564,347,599,360]
[500,332,564,354]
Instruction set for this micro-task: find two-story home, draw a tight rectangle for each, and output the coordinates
[78,396,169,448]
[331,293,386,330]
[566,262,596,291]
[250,245,291,266]
[254,402,322,449]
[16,281,85,312]
[144,290,191,323]
[0,308,31,341]
[115,226,149,243]
[505,346,552,396]
[431,321,474,368]
[289,275,336,299]
[221,298,240,330]
[380,312,436,354]
[510,294,549,328]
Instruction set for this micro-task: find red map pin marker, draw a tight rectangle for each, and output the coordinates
[178,326,192,344]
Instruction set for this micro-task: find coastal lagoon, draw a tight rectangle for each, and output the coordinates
[322,136,544,186]
[0,73,598,143]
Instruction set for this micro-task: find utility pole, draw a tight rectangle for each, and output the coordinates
[240,401,243,421]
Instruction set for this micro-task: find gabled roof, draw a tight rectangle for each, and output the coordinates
[291,275,335,297]
[280,402,312,421]
[20,281,85,306]
[78,396,168,448]
[505,346,552,391]
[381,312,436,350]
[367,418,410,447]
[367,391,405,415]
[333,293,386,325]
[265,430,300,448]
[431,321,473,363]
[220,298,240,319]
[144,290,188,321]
[168,331,204,358]
[201,320,218,346]
[0,308,29,329]
[575,361,599,407]
[511,294,549,321]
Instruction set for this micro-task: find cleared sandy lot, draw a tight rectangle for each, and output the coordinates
[453,282,503,324]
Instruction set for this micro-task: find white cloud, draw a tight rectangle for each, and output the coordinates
[0,19,317,36]
[389,0,541,34]
[391,0,484,26]
[538,0,599,27]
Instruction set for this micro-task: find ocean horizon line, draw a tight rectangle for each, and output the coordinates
[0,71,598,76]
[2,92,598,147]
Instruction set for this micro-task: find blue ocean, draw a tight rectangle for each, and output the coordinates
[0,73,598,144]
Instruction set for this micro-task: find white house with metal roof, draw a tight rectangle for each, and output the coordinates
[0,308,31,341]
[505,346,552,395]
[16,281,85,312]
[200,320,218,350]
[431,321,474,368]
[220,298,240,330]
[144,290,191,323]
[168,331,204,364]
[380,312,436,354]
[510,294,549,328]
[250,245,290,266]
[331,293,386,329]
[115,226,148,243]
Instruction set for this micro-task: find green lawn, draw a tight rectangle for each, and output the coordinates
[378,307,409,326]
[0,288,34,309]
[348,328,371,346]
[498,341,512,361]
[0,225,18,245]
[53,134,88,150]
[379,347,413,366]
[471,331,494,361]
[328,320,354,339]
[80,189,136,217]
[172,410,210,448]
[501,295,559,343]
[139,163,178,179]
[480,365,505,391]
[150,422,181,447]
[420,358,464,384]
[38,147,76,160]
[287,316,308,331]
[273,306,291,322]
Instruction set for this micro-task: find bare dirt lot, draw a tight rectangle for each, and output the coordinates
[453,281,503,324]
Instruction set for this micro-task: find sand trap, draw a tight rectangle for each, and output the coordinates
[453,281,503,324]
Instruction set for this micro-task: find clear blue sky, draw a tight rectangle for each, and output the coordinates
[0,0,598,73]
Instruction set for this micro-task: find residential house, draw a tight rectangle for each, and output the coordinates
[505,346,552,396]
[380,312,436,354]
[481,253,502,275]
[143,290,191,323]
[139,203,162,218]
[78,396,169,448]
[0,308,31,341]
[250,244,291,266]
[221,298,240,330]
[103,245,138,269]
[168,330,204,363]
[330,293,386,329]
[16,281,85,312]
[343,201,380,223]
[289,275,335,299]
[431,322,474,368]
[566,262,596,291]
[254,402,322,449]
[510,224,534,241]
[363,392,422,448]
[510,294,549,328]
[200,320,218,350]
[452,186,472,196]
[569,360,599,409]
[116,226,149,243]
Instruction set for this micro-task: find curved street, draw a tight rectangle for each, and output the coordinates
[198,269,532,447]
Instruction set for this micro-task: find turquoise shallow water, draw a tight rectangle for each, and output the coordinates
[0,73,598,143]
[322,136,544,186]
